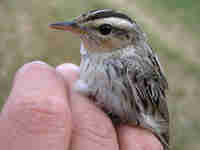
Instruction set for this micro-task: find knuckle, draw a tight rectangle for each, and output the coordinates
[8,96,69,135]
[73,116,116,146]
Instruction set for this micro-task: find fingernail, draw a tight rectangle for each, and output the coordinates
[56,63,80,73]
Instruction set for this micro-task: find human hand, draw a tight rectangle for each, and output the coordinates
[0,61,163,150]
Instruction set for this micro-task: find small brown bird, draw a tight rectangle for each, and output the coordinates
[49,9,169,150]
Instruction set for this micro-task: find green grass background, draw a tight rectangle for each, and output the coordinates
[0,0,200,149]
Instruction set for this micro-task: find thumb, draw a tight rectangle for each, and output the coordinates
[0,62,72,150]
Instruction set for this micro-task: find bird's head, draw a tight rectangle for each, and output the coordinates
[49,9,146,53]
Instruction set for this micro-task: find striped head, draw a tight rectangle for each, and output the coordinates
[50,9,146,53]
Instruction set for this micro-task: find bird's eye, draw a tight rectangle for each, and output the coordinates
[99,24,112,35]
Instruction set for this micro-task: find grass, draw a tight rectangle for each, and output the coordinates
[148,34,200,81]
[137,0,200,35]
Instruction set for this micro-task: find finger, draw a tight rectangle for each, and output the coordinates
[117,125,163,150]
[56,63,119,150]
[0,61,72,150]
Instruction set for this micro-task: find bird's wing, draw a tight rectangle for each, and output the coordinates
[125,53,169,148]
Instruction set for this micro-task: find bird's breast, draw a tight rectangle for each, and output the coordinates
[79,55,138,123]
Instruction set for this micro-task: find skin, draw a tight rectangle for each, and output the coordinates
[0,61,163,150]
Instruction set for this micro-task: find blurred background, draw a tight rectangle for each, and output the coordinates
[0,0,200,149]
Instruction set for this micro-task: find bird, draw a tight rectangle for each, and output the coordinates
[49,9,170,150]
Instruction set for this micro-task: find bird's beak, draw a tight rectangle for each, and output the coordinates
[49,21,85,35]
